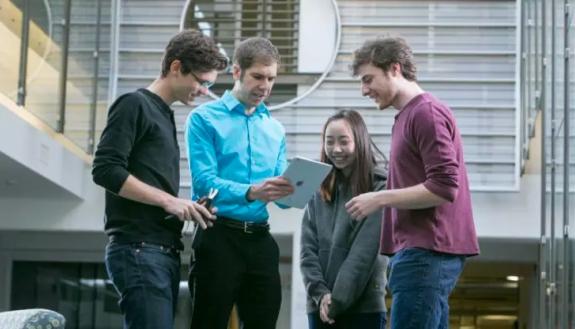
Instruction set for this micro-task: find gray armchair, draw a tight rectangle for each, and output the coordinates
[0,308,65,329]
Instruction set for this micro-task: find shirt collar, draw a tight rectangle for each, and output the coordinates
[222,90,270,117]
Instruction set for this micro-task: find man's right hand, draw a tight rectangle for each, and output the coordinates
[247,177,294,202]
[163,197,216,229]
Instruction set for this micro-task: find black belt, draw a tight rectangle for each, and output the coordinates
[216,217,270,234]
[109,238,181,254]
[109,236,182,251]
[134,241,180,254]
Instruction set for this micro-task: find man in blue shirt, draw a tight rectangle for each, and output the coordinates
[185,37,294,329]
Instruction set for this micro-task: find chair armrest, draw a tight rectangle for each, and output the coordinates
[0,308,65,328]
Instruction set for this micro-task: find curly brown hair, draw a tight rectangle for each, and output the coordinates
[351,37,417,81]
[161,29,228,77]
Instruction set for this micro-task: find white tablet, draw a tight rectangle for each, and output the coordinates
[277,156,333,209]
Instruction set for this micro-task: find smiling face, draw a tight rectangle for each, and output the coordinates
[174,70,217,105]
[169,60,217,105]
[324,119,356,174]
[232,61,277,108]
[357,63,399,110]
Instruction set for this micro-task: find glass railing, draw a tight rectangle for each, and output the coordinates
[0,0,109,154]
[522,0,575,327]
[0,0,24,105]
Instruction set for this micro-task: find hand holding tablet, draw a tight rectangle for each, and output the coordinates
[277,156,333,208]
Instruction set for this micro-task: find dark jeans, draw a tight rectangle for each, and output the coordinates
[188,223,281,329]
[105,241,181,329]
[307,312,387,329]
[389,248,465,329]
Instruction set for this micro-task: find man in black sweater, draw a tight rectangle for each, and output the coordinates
[92,30,227,329]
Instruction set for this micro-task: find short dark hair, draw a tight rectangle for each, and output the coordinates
[233,37,280,71]
[319,109,387,203]
[161,29,228,77]
[351,37,417,81]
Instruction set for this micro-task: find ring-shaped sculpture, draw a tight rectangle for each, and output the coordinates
[179,0,342,111]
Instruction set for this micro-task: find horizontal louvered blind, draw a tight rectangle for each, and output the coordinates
[272,0,519,190]
[183,0,299,73]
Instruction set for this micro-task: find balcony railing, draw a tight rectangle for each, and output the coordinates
[0,0,109,154]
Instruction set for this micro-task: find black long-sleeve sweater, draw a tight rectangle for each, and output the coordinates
[92,88,184,249]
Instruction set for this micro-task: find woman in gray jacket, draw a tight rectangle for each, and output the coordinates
[301,110,389,329]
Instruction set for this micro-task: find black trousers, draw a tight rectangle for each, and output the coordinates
[188,222,281,329]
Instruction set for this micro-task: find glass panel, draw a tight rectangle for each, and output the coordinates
[11,261,123,329]
[0,0,109,152]
[22,0,63,130]
[567,0,575,326]
[539,0,574,326]
[11,259,293,329]
[63,0,110,152]
[533,0,551,326]
[0,0,23,104]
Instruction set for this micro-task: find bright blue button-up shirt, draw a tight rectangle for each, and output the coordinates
[185,90,288,222]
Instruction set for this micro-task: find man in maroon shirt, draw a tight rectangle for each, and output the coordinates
[345,37,479,329]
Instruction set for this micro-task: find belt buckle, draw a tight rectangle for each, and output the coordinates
[243,221,253,234]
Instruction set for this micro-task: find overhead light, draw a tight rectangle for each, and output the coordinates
[481,315,517,321]
[506,275,520,282]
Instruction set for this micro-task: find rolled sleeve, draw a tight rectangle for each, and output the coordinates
[92,94,142,194]
[92,163,130,194]
[411,104,460,202]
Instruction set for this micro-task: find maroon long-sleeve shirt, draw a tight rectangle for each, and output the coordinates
[381,93,479,256]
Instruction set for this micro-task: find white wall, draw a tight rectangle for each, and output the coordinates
[297,0,337,73]
[0,95,105,231]
[0,95,87,199]
[268,173,541,240]
[0,170,105,231]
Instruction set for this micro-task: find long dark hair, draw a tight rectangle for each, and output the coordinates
[319,110,386,202]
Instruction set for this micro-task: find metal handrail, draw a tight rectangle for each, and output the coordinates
[16,0,30,106]
[88,0,103,154]
[57,0,72,133]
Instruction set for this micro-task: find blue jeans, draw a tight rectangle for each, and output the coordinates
[389,248,465,329]
[307,312,387,329]
[105,241,181,329]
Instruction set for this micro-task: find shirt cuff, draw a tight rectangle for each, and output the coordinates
[311,286,330,306]
[230,183,252,205]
